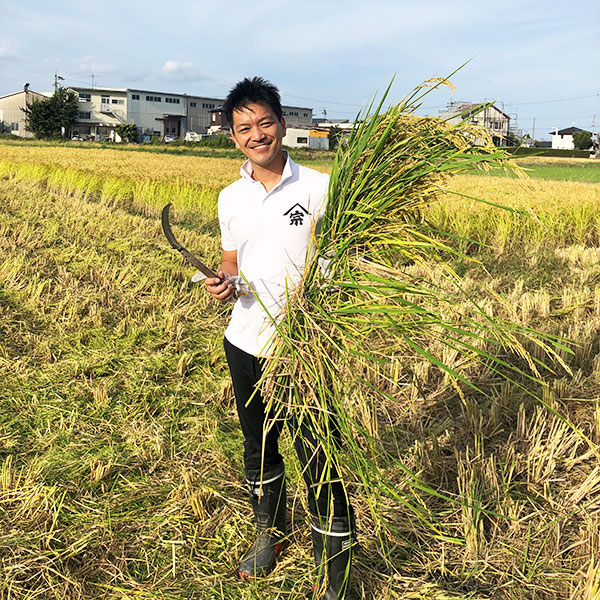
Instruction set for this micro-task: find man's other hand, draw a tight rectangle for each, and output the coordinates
[205,271,235,302]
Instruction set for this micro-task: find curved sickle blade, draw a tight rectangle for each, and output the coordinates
[161,203,219,279]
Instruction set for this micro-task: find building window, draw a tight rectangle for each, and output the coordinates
[79,93,91,102]
[111,99,124,105]
[202,103,215,108]
[146,95,162,102]
[190,101,197,107]
[297,137,308,144]
[303,112,309,118]
[79,112,91,120]
[131,94,140,100]
[165,97,181,104]
[11,122,19,130]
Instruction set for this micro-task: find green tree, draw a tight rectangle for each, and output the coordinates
[506,132,519,146]
[114,123,138,143]
[573,130,592,150]
[328,125,344,151]
[22,88,79,139]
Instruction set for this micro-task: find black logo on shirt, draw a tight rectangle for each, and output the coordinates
[284,203,309,226]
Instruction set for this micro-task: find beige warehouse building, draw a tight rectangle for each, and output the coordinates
[0,88,50,137]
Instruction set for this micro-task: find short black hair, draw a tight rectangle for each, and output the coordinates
[223,76,283,127]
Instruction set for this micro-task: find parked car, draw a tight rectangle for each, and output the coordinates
[184,131,203,142]
[163,135,176,143]
[71,135,83,141]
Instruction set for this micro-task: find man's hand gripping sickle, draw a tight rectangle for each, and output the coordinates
[193,271,249,304]
[161,203,248,303]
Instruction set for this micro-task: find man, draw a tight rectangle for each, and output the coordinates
[204,76,354,598]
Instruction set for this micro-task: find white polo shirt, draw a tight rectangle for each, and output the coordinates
[218,152,329,356]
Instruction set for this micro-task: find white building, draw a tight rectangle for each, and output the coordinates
[70,87,313,141]
[312,118,354,131]
[125,89,186,140]
[550,126,583,150]
[70,87,128,140]
[283,126,329,150]
[70,87,225,141]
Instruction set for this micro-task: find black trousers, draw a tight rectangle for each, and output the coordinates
[223,337,350,518]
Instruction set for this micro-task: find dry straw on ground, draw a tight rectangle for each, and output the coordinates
[0,84,599,597]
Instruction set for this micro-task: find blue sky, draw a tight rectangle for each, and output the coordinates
[1,0,598,139]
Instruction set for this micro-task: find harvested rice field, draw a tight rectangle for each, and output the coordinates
[1,140,599,599]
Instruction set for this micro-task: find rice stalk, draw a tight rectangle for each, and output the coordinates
[258,78,567,551]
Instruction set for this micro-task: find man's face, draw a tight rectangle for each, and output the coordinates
[230,102,286,169]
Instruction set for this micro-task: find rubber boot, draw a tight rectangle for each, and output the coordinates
[310,508,355,599]
[238,464,287,579]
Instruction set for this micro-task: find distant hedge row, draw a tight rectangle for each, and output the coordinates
[504,147,593,158]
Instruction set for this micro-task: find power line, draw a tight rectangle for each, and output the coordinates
[519,113,596,123]
[63,76,95,86]
[511,93,599,106]
[423,94,599,113]
[281,92,364,108]
[60,71,101,86]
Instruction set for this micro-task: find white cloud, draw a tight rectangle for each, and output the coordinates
[0,47,16,61]
[161,60,205,82]
[78,55,116,74]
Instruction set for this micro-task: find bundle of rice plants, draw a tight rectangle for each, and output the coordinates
[257,78,564,552]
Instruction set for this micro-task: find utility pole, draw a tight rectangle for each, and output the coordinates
[24,83,30,118]
[532,117,535,142]
[54,71,64,92]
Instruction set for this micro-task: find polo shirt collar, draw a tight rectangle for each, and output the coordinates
[239,151,296,188]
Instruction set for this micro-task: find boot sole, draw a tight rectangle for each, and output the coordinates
[237,539,289,580]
